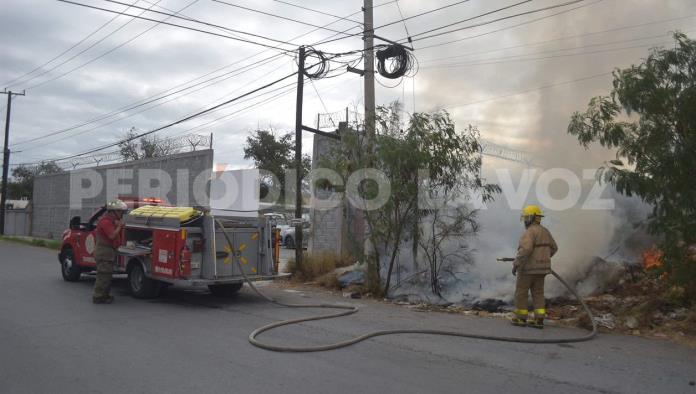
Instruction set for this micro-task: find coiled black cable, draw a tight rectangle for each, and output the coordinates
[301,47,330,79]
[376,44,414,79]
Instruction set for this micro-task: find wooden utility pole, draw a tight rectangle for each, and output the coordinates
[363,0,376,141]
[0,89,25,236]
[360,0,378,282]
[294,46,306,268]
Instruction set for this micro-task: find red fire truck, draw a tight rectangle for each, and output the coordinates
[59,198,284,298]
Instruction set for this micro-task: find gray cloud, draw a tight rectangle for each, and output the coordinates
[1,0,694,170]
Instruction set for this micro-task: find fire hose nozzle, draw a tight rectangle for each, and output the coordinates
[497,257,515,262]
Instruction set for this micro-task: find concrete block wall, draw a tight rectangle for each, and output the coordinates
[309,188,343,254]
[308,131,368,257]
[32,150,214,239]
[4,210,30,236]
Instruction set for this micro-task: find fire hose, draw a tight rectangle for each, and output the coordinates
[215,220,597,352]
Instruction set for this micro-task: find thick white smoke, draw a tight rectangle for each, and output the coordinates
[389,158,653,304]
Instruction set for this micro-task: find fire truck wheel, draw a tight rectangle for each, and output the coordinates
[285,236,295,249]
[128,262,161,299]
[60,247,81,282]
[208,283,243,297]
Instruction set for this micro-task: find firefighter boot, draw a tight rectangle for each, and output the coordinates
[92,295,114,304]
[511,309,528,327]
[528,309,545,329]
[528,317,544,329]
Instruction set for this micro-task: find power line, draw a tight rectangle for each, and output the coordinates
[10,4,361,159]
[409,0,589,43]
[14,66,355,166]
[23,56,357,164]
[16,79,298,163]
[394,0,412,43]
[451,71,612,109]
[404,0,533,40]
[7,0,166,89]
[418,11,694,60]
[137,0,246,40]
[177,72,357,137]
[26,0,205,90]
[212,0,356,37]
[11,53,286,147]
[420,30,681,65]
[416,0,604,50]
[420,40,669,69]
[375,0,472,30]
[171,84,299,137]
[272,0,363,25]
[312,0,476,47]
[55,0,294,52]
[373,0,399,9]
[2,0,141,88]
[14,3,369,146]
[16,50,351,150]
[309,79,334,127]
[12,81,299,167]
[18,58,295,152]
[101,0,299,47]
[38,71,300,163]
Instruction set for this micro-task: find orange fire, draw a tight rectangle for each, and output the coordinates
[642,246,664,270]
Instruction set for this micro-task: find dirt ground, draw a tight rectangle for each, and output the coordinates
[277,266,696,347]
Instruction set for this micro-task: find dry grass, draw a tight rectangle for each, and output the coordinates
[316,272,341,289]
[0,236,61,250]
[286,252,355,282]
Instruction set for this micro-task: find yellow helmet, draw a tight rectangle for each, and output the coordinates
[522,205,544,218]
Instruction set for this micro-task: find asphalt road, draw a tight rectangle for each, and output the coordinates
[1,240,695,394]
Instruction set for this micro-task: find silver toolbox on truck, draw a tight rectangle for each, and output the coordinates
[120,209,284,290]
[202,215,276,281]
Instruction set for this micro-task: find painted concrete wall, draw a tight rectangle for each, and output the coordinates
[32,150,214,239]
[4,210,30,236]
[309,133,344,255]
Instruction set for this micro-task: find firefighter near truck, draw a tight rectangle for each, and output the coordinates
[58,198,284,299]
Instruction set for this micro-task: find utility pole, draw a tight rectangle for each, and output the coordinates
[294,46,306,268]
[360,0,378,282]
[0,89,25,236]
[363,0,376,141]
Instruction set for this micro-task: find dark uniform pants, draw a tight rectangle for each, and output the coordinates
[93,245,115,299]
[514,273,546,319]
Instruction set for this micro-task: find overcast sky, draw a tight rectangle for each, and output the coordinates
[1,0,694,171]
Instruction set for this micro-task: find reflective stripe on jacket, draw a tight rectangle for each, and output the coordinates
[514,223,558,275]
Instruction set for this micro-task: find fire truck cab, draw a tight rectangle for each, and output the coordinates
[59,198,284,298]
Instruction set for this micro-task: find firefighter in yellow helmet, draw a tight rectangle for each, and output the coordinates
[511,205,558,328]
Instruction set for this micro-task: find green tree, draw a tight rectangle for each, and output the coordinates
[325,103,499,296]
[8,162,63,199]
[243,129,311,205]
[568,32,696,298]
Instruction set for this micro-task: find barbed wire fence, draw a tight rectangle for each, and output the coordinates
[317,108,363,130]
[6,133,213,172]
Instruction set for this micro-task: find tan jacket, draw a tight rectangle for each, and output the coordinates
[514,223,558,275]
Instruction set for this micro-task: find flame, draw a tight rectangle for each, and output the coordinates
[642,246,663,270]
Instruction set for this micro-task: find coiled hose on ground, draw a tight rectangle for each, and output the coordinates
[215,220,597,352]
